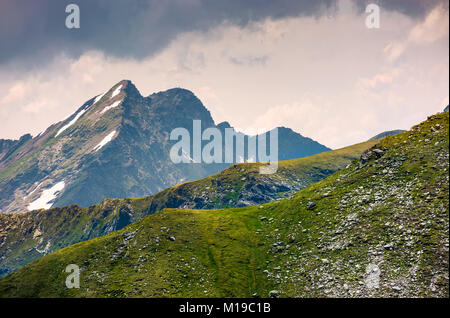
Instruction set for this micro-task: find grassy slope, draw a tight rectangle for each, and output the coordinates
[144,139,378,209]
[0,140,376,278]
[0,112,447,298]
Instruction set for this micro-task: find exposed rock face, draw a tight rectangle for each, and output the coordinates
[360,147,384,166]
[365,264,381,289]
[0,134,32,162]
[0,80,330,213]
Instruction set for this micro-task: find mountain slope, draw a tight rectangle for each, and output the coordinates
[0,140,374,277]
[0,135,32,163]
[370,130,406,140]
[0,80,330,213]
[0,112,447,297]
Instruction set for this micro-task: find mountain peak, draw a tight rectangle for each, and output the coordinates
[146,87,215,128]
[217,121,232,130]
[149,87,196,99]
[0,81,332,212]
[275,126,298,133]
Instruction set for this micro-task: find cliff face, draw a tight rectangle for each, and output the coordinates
[0,80,330,213]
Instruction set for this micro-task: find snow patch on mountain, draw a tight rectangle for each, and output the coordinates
[93,130,117,152]
[35,130,45,139]
[94,92,106,104]
[27,181,65,211]
[100,100,121,114]
[111,85,123,98]
[55,109,87,137]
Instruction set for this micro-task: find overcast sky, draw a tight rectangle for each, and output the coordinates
[0,0,448,148]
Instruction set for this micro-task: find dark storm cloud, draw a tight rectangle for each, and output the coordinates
[0,0,446,66]
[353,0,448,17]
[0,0,334,65]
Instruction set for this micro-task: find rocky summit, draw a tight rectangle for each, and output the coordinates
[0,139,373,277]
[0,111,447,297]
[0,80,329,213]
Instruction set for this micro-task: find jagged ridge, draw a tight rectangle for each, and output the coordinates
[0,80,330,213]
[0,112,447,297]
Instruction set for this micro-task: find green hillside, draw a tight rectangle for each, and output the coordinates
[0,140,375,278]
[0,112,447,298]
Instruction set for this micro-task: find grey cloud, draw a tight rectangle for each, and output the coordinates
[0,0,335,66]
[229,55,269,66]
[0,0,446,67]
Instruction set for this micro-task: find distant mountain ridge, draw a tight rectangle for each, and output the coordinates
[0,80,330,212]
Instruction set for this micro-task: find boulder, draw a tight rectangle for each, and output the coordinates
[306,201,316,210]
[269,290,281,298]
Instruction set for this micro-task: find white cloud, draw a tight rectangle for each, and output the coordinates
[358,68,401,89]
[383,41,407,62]
[246,95,376,149]
[1,83,27,104]
[409,4,449,44]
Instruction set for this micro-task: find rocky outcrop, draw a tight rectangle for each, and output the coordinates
[0,80,330,213]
